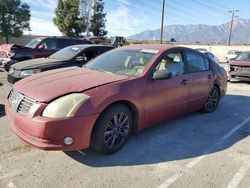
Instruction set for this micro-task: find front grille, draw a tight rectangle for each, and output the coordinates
[0,51,7,58]
[8,90,36,115]
[231,65,250,72]
[17,97,35,114]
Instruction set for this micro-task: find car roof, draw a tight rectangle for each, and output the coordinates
[119,44,201,54]
[120,44,178,52]
[65,44,114,50]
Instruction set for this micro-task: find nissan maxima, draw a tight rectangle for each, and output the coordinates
[6,45,227,154]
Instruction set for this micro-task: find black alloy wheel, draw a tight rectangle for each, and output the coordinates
[91,104,132,154]
[203,87,220,113]
[104,112,130,149]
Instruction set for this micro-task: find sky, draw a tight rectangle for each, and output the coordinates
[22,0,250,37]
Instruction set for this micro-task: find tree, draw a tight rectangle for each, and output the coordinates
[79,0,92,36]
[54,0,86,37]
[90,0,107,37]
[0,0,30,44]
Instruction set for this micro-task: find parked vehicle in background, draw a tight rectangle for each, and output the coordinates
[225,50,242,62]
[7,44,114,85]
[226,51,250,82]
[111,36,125,47]
[196,49,219,64]
[6,45,227,154]
[203,52,219,64]
[1,36,92,71]
[195,48,208,53]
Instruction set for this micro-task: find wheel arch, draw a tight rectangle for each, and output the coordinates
[213,80,221,97]
[90,100,139,142]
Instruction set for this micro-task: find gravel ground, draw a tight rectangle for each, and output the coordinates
[0,68,250,188]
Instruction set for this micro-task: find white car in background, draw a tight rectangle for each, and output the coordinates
[225,50,241,62]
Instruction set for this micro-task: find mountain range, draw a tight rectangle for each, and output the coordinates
[128,18,250,45]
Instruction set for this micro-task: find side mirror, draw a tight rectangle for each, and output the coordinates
[76,55,87,62]
[153,70,172,80]
[37,44,45,50]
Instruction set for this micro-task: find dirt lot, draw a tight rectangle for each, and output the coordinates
[0,67,250,188]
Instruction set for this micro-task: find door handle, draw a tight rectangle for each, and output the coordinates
[181,79,188,85]
[207,75,212,79]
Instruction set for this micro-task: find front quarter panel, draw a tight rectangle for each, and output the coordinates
[76,77,146,130]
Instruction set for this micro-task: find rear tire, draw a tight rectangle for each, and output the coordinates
[91,104,133,155]
[202,86,220,113]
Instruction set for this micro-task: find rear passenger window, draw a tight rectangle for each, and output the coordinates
[186,51,210,73]
[57,39,73,49]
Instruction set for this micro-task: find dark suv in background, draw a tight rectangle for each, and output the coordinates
[0,36,92,71]
[7,44,114,84]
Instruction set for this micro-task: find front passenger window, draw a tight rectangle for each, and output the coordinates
[156,52,184,76]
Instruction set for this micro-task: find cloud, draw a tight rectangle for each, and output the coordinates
[22,0,57,11]
[106,2,149,37]
[21,0,60,36]
[117,0,131,6]
[24,17,61,36]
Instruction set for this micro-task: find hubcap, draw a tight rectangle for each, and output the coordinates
[206,88,219,111]
[104,112,130,149]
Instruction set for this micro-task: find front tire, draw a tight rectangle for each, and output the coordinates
[203,87,220,113]
[91,104,133,155]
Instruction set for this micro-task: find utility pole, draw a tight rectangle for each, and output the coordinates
[228,10,239,46]
[160,0,165,44]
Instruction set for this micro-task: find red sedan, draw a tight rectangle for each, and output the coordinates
[5,45,227,154]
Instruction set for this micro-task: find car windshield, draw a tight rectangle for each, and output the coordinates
[26,38,42,49]
[49,46,82,61]
[85,49,159,76]
[235,52,250,62]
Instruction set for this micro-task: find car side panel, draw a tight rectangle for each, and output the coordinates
[145,75,190,127]
[187,71,213,111]
[81,78,146,130]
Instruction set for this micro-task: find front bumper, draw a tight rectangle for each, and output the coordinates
[5,100,99,151]
[229,72,250,81]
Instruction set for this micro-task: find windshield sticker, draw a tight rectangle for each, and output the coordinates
[140,49,159,54]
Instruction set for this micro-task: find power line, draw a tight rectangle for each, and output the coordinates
[206,0,233,11]
[190,0,228,15]
[170,0,211,17]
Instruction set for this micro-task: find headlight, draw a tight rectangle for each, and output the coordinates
[8,52,15,57]
[19,69,41,77]
[9,67,14,75]
[42,93,90,118]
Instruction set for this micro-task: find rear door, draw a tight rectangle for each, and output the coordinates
[184,50,213,111]
[145,49,190,127]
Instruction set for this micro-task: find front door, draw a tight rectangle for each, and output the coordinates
[145,50,190,127]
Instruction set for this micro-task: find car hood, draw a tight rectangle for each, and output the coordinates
[12,58,63,70]
[0,44,31,58]
[229,60,250,67]
[0,44,30,52]
[14,67,129,102]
